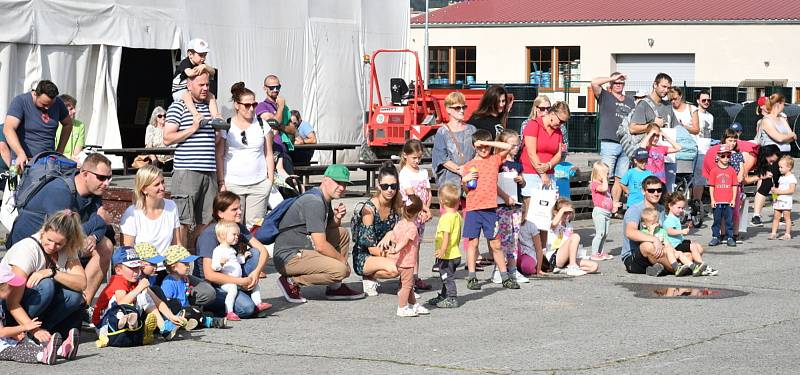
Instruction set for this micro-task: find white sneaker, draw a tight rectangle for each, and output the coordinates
[513,270,530,283]
[412,303,430,315]
[362,279,378,297]
[396,305,418,317]
[491,268,502,284]
[565,265,587,277]
[552,267,564,274]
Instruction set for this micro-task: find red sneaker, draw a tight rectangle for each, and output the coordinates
[255,302,272,318]
[225,311,242,321]
[325,284,365,300]
[277,276,307,303]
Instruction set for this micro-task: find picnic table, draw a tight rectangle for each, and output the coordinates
[293,142,359,163]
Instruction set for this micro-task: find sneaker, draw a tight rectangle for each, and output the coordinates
[362,279,379,297]
[708,237,721,247]
[645,263,665,277]
[179,309,199,330]
[726,238,737,247]
[414,278,432,290]
[202,315,228,329]
[426,294,446,306]
[692,263,708,277]
[734,235,744,244]
[325,284,365,300]
[436,296,460,308]
[751,216,763,226]
[255,303,272,318]
[674,264,693,277]
[57,328,80,360]
[277,276,307,303]
[396,305,418,317]
[513,270,530,283]
[466,277,481,290]
[40,333,61,365]
[431,264,440,273]
[590,253,605,261]
[412,303,430,315]
[502,277,521,289]
[225,311,242,321]
[601,252,614,260]
[161,320,179,341]
[565,265,587,277]
[143,311,158,345]
[81,306,95,329]
[552,267,564,274]
[702,266,719,276]
[491,268,502,284]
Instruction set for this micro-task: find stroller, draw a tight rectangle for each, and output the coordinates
[673,159,703,227]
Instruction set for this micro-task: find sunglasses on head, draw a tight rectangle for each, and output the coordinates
[379,183,398,191]
[156,114,165,118]
[645,188,663,194]
[266,84,282,91]
[448,105,467,112]
[240,131,248,145]
[238,102,257,109]
[86,170,113,182]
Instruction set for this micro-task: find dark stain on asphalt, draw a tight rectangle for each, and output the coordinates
[617,282,749,299]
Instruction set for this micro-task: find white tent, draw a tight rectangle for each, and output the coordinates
[0,0,409,164]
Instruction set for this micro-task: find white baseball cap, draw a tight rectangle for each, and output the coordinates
[187,38,210,53]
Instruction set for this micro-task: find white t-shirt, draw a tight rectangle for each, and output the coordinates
[222,118,268,186]
[546,222,573,259]
[399,167,431,203]
[120,200,181,254]
[697,110,714,139]
[673,104,697,131]
[775,174,797,210]
[0,236,76,276]
[211,244,244,278]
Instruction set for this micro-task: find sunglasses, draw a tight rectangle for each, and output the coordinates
[266,84,282,92]
[379,183,399,191]
[240,131,248,145]
[699,99,710,103]
[448,105,467,112]
[552,113,568,125]
[538,106,551,112]
[86,170,113,182]
[718,154,730,159]
[612,81,626,85]
[645,188,663,194]
[238,102,257,109]
[156,114,165,118]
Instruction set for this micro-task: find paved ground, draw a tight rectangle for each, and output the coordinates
[2,154,799,374]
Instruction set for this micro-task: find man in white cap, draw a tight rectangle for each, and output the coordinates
[172,38,221,121]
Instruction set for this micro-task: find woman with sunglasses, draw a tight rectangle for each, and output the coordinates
[432,92,477,197]
[522,95,569,160]
[214,82,277,229]
[350,162,402,296]
[139,107,173,168]
[468,85,510,136]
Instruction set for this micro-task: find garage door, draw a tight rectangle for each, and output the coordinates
[615,54,695,93]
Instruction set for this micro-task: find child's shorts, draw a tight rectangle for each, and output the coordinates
[463,208,499,239]
[674,240,691,252]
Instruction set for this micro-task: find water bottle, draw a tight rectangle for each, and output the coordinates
[466,167,478,190]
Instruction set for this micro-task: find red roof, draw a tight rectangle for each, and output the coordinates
[411,0,800,25]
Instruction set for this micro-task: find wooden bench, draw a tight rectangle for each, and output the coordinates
[293,163,382,194]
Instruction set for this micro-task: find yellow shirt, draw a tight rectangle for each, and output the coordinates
[435,212,463,260]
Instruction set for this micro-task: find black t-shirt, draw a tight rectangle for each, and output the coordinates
[171,58,218,96]
[468,114,503,135]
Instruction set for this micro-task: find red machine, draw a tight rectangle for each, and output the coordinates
[365,49,486,154]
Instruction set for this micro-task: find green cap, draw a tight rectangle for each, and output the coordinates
[324,164,352,185]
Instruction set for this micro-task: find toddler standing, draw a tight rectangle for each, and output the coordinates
[589,161,614,261]
[398,139,433,290]
[212,221,269,320]
[388,195,430,317]
[427,183,462,308]
[494,130,528,283]
[769,155,797,240]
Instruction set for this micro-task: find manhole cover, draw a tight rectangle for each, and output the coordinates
[617,282,748,299]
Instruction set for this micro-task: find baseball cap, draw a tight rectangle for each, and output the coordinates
[134,242,165,264]
[163,245,199,266]
[633,147,650,161]
[324,165,352,185]
[187,38,210,54]
[729,122,743,132]
[634,90,649,98]
[0,263,25,287]
[718,145,733,154]
[756,96,767,107]
[112,246,142,267]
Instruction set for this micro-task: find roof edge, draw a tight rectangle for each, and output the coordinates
[410,19,800,27]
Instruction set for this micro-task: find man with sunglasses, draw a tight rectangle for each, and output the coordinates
[3,80,74,171]
[7,153,114,305]
[592,73,635,212]
[256,75,296,150]
[621,175,673,276]
[691,89,714,204]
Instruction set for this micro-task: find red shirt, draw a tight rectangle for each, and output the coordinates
[708,164,738,204]
[92,275,136,326]
[521,117,563,175]
[703,141,758,178]
[463,154,503,211]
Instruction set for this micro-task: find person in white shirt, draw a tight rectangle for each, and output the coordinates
[211,220,264,321]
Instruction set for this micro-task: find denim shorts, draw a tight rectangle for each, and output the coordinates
[600,141,630,179]
[463,208,499,239]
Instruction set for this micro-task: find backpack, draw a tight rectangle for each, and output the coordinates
[616,97,659,158]
[254,189,324,245]
[99,303,144,347]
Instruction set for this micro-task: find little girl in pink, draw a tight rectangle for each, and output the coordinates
[388,195,430,317]
[398,139,433,290]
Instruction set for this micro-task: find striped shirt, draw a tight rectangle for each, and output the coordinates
[166,100,217,172]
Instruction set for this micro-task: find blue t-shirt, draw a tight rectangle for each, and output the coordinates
[296,120,314,139]
[620,168,654,206]
[160,275,189,308]
[663,214,683,247]
[553,162,576,198]
[6,93,69,158]
[621,202,665,261]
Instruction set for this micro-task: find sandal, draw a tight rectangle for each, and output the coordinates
[780,234,792,241]
[768,234,777,240]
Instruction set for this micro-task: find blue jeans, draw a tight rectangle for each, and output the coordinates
[665,162,677,193]
[13,278,84,336]
[208,248,262,318]
[600,141,629,179]
[712,204,734,239]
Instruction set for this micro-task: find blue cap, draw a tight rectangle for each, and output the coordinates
[634,147,650,161]
[730,122,743,132]
[112,246,141,267]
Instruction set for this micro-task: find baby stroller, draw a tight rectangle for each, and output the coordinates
[673,159,703,227]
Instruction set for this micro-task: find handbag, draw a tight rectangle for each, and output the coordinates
[525,185,558,230]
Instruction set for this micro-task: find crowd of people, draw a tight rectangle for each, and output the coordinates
[0,36,797,364]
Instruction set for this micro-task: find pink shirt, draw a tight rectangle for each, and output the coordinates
[394,220,419,268]
[521,117,563,175]
[646,145,669,183]
[590,180,613,211]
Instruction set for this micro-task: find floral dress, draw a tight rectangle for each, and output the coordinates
[351,200,398,276]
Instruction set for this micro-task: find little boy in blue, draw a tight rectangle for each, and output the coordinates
[620,148,654,207]
[160,245,227,329]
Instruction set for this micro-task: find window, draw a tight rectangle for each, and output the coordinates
[428,46,476,85]
[527,46,580,90]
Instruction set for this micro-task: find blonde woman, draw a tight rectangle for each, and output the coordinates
[759,93,797,153]
[1,210,86,347]
[522,95,568,158]
[432,92,477,192]
[120,165,181,253]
